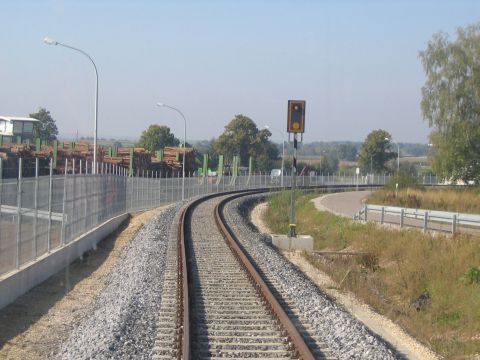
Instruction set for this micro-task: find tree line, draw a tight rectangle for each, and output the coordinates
[28,21,480,180]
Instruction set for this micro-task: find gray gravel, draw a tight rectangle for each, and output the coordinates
[55,204,181,359]
[224,194,400,360]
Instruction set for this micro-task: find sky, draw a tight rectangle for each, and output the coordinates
[1,0,479,144]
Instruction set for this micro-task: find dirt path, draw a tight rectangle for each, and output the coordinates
[0,207,163,360]
[250,201,439,360]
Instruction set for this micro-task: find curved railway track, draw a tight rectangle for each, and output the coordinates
[153,190,337,359]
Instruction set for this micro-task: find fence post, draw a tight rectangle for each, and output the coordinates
[424,211,428,232]
[400,208,404,228]
[452,214,457,235]
[73,158,77,237]
[47,158,53,253]
[177,170,181,200]
[33,158,39,260]
[16,158,23,269]
[0,159,2,254]
[381,206,385,224]
[364,204,368,222]
[61,158,68,246]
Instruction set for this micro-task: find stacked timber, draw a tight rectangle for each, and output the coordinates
[158,146,196,173]
[102,147,151,172]
[0,141,197,178]
[0,141,106,177]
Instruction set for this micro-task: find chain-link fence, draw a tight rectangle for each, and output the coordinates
[0,158,438,277]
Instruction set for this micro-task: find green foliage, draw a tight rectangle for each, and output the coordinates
[308,156,339,173]
[212,115,278,171]
[420,22,480,183]
[335,143,358,161]
[136,124,179,152]
[357,129,396,172]
[461,267,480,285]
[385,170,420,191]
[30,107,58,141]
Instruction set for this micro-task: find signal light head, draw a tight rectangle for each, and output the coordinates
[287,100,305,133]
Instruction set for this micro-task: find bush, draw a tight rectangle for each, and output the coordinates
[461,267,480,285]
[385,169,422,191]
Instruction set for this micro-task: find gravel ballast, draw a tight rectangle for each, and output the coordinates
[224,194,399,360]
[55,204,181,359]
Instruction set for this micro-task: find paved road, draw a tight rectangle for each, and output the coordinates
[311,190,371,218]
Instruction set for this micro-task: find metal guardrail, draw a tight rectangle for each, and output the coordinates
[354,204,480,234]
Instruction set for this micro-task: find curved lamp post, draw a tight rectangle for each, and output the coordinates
[44,36,99,174]
[385,137,400,194]
[385,137,400,173]
[264,125,286,187]
[157,103,187,201]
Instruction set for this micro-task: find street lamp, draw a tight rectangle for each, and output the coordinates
[385,137,400,173]
[44,36,99,174]
[264,125,286,187]
[157,103,187,201]
[385,137,400,194]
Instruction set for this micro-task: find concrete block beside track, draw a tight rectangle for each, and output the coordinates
[0,213,129,310]
[271,234,313,252]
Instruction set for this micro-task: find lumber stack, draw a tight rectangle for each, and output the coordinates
[103,147,151,172]
[0,141,198,178]
[158,147,196,173]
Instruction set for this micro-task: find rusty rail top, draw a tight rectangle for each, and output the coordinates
[177,189,266,360]
[215,192,315,360]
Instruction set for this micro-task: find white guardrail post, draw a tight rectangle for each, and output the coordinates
[452,214,457,235]
[424,211,428,232]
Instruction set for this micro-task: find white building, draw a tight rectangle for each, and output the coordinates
[0,116,39,140]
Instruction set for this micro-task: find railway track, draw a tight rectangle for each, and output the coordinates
[153,190,334,359]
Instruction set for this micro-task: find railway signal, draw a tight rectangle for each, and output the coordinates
[287,100,306,133]
[287,99,306,238]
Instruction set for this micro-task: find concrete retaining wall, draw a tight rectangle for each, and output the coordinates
[0,213,129,310]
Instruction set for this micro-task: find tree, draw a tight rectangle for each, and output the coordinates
[212,115,278,171]
[30,107,58,141]
[336,143,358,161]
[136,124,179,152]
[358,130,396,173]
[419,22,480,182]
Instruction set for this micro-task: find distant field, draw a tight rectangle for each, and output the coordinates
[369,187,480,213]
[401,156,428,164]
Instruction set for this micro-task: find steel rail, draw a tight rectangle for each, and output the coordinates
[176,189,266,359]
[214,192,316,360]
[177,201,190,360]
[176,184,382,358]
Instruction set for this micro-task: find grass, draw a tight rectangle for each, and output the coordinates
[265,190,480,359]
[369,187,480,214]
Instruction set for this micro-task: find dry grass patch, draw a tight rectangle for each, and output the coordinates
[265,191,480,359]
[369,187,480,213]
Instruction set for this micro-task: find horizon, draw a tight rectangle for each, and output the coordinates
[2,1,479,144]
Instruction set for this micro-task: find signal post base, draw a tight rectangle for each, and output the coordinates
[270,234,313,252]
